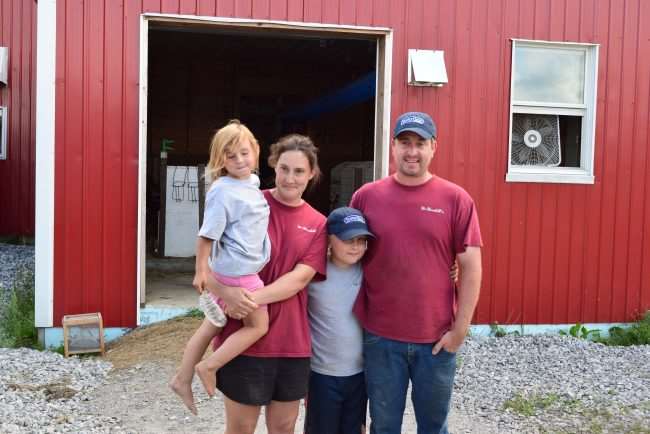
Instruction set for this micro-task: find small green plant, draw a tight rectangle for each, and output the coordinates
[50,344,66,356]
[489,321,521,338]
[0,269,37,348]
[489,321,506,337]
[560,322,602,341]
[601,311,650,346]
[503,392,559,416]
[184,307,205,318]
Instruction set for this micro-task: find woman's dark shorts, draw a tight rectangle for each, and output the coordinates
[216,355,311,406]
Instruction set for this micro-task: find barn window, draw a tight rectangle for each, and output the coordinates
[0,106,7,160]
[506,40,599,184]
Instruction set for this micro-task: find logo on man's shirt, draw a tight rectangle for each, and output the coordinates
[421,206,445,214]
[297,225,317,233]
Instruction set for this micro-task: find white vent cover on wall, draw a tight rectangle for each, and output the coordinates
[407,49,448,87]
[0,47,7,85]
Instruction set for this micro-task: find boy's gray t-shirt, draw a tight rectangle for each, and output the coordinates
[308,260,363,376]
[198,174,271,277]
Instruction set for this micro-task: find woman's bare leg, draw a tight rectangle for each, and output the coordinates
[265,399,301,434]
[223,395,261,434]
[169,318,219,414]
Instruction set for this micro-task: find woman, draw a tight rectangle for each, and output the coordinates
[207,133,328,434]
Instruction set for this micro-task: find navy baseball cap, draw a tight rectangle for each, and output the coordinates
[327,207,375,241]
[393,111,437,139]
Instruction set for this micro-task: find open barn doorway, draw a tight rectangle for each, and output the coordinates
[138,16,391,315]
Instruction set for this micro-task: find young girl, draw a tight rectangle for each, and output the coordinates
[169,119,271,415]
[305,207,374,434]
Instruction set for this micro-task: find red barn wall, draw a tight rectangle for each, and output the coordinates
[0,0,36,236]
[51,0,650,327]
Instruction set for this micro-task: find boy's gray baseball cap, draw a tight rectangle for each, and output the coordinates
[393,111,437,139]
[327,207,375,241]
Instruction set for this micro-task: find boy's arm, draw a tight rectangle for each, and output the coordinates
[433,246,482,354]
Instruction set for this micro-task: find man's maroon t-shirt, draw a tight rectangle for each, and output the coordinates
[351,175,482,343]
[214,190,327,357]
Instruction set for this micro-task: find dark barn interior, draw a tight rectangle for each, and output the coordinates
[144,23,377,305]
[146,23,377,229]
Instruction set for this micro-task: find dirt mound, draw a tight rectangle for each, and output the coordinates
[104,316,208,370]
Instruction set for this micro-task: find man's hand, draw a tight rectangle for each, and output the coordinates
[432,328,466,355]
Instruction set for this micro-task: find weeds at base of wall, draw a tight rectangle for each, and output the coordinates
[0,270,39,349]
[0,235,35,246]
[559,311,650,346]
[489,321,522,338]
[183,307,205,319]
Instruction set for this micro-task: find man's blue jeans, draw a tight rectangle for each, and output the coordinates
[363,330,456,434]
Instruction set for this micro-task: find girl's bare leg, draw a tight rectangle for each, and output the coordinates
[195,308,269,396]
[169,318,219,414]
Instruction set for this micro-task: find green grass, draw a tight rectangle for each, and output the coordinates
[183,307,205,318]
[0,269,38,348]
[503,392,560,416]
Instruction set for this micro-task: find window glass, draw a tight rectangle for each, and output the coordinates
[513,46,585,104]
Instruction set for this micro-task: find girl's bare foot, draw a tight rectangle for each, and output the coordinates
[169,374,198,415]
[195,361,217,397]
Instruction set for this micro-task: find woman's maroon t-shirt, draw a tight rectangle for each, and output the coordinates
[214,190,327,357]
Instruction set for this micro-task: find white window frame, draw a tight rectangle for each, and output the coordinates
[506,39,599,184]
[0,106,7,160]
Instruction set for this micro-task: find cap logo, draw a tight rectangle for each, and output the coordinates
[343,215,365,225]
[401,116,425,126]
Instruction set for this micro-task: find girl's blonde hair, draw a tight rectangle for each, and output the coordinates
[205,119,260,183]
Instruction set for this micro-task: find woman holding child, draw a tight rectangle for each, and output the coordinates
[207,131,329,434]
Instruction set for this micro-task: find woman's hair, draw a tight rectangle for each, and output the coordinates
[267,134,321,185]
[205,119,260,183]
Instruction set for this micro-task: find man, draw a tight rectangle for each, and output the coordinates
[350,112,482,434]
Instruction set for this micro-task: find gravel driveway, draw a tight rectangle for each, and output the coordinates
[1,334,648,433]
[1,244,648,433]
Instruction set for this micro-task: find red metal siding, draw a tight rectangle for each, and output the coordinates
[52,0,650,327]
[0,0,36,236]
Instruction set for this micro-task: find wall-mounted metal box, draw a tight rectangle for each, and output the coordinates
[407,49,448,87]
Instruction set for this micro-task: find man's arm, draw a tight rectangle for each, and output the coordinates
[432,246,482,354]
